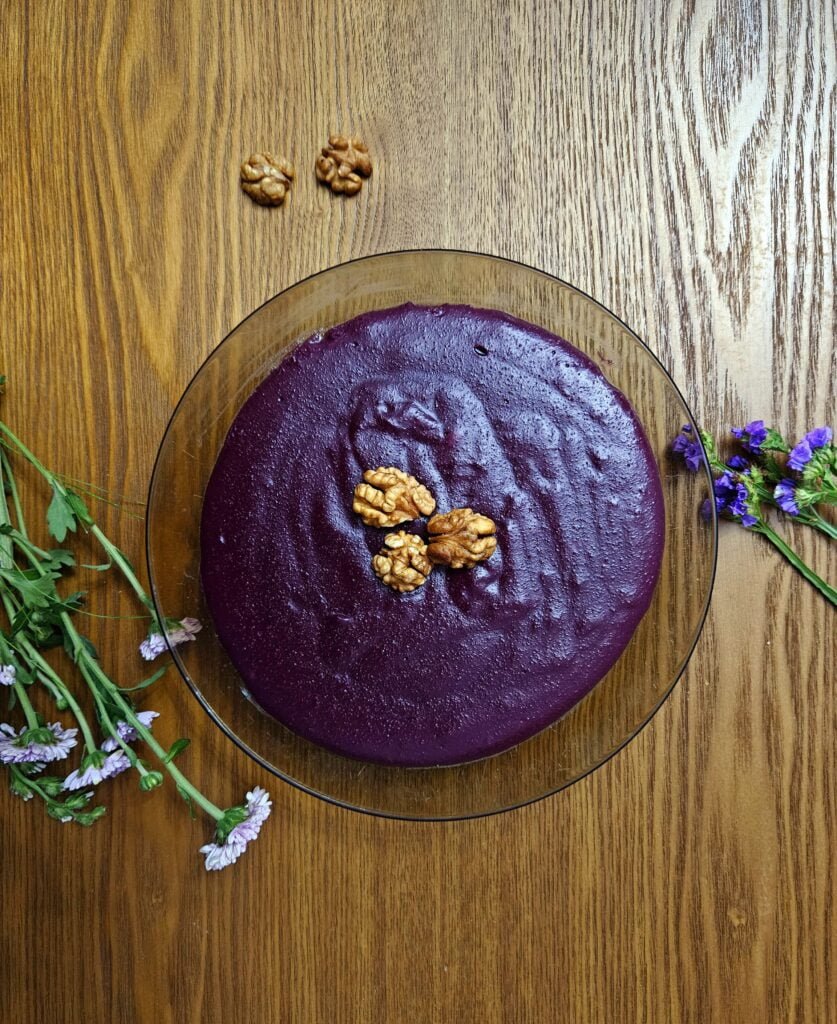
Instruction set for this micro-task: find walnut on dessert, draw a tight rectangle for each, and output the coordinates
[426,508,497,569]
[353,467,436,528]
[240,153,294,206]
[315,134,372,195]
[372,531,433,593]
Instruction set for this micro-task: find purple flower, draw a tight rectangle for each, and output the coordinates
[101,711,160,748]
[63,745,132,790]
[713,472,758,527]
[731,419,769,454]
[200,786,273,871]
[102,749,131,777]
[0,722,78,764]
[0,664,16,687]
[788,426,833,471]
[728,455,749,471]
[139,634,167,661]
[672,431,704,472]
[140,618,203,661]
[713,472,737,511]
[63,761,107,791]
[774,479,800,516]
[168,617,203,644]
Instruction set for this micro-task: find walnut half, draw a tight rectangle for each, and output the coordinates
[353,467,436,528]
[240,153,294,206]
[315,134,372,195]
[372,532,432,593]
[427,508,497,569]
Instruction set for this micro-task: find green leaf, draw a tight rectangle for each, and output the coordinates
[79,635,98,660]
[163,738,190,764]
[176,784,197,819]
[80,561,112,572]
[63,791,94,810]
[761,428,790,453]
[38,776,65,797]
[119,665,167,692]
[46,803,73,822]
[45,548,76,569]
[46,487,77,543]
[0,567,59,608]
[75,806,107,827]
[65,490,94,527]
[56,591,85,612]
[9,775,31,800]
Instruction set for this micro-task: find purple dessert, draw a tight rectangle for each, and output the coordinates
[200,303,664,767]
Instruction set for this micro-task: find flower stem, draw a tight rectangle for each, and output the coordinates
[13,680,40,730]
[89,524,154,612]
[0,454,100,751]
[0,423,157,617]
[0,446,221,819]
[16,632,98,753]
[798,508,837,541]
[754,523,837,606]
[61,615,222,819]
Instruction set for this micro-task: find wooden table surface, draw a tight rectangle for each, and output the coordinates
[2,2,835,1021]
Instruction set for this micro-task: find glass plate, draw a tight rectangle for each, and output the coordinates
[146,249,716,819]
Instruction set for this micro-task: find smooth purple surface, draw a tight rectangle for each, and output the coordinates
[200,303,664,767]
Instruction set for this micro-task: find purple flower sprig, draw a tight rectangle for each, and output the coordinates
[672,421,837,606]
[729,419,789,456]
[0,393,272,871]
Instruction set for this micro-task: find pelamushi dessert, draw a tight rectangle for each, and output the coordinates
[200,303,664,767]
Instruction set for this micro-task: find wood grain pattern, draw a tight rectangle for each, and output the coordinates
[1,1,834,1020]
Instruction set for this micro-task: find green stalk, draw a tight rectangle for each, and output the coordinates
[0,422,156,614]
[798,508,837,541]
[69,637,222,819]
[1,449,29,541]
[12,680,39,730]
[85,680,146,775]
[0,444,221,820]
[10,766,56,806]
[754,523,837,606]
[0,452,98,752]
[14,631,98,753]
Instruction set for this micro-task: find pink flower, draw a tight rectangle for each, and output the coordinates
[200,786,272,871]
[139,634,167,661]
[140,618,203,661]
[0,722,78,764]
[63,762,107,790]
[62,742,133,790]
[101,711,159,747]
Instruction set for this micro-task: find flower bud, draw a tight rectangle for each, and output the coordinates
[140,770,164,791]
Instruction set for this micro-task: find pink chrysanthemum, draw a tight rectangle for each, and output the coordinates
[140,619,203,661]
[0,722,78,764]
[200,786,272,871]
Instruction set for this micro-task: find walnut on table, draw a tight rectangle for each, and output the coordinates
[353,467,436,528]
[240,153,294,206]
[372,531,433,593]
[315,134,372,196]
[427,507,497,569]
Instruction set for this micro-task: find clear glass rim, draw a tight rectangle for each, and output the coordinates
[145,247,718,821]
